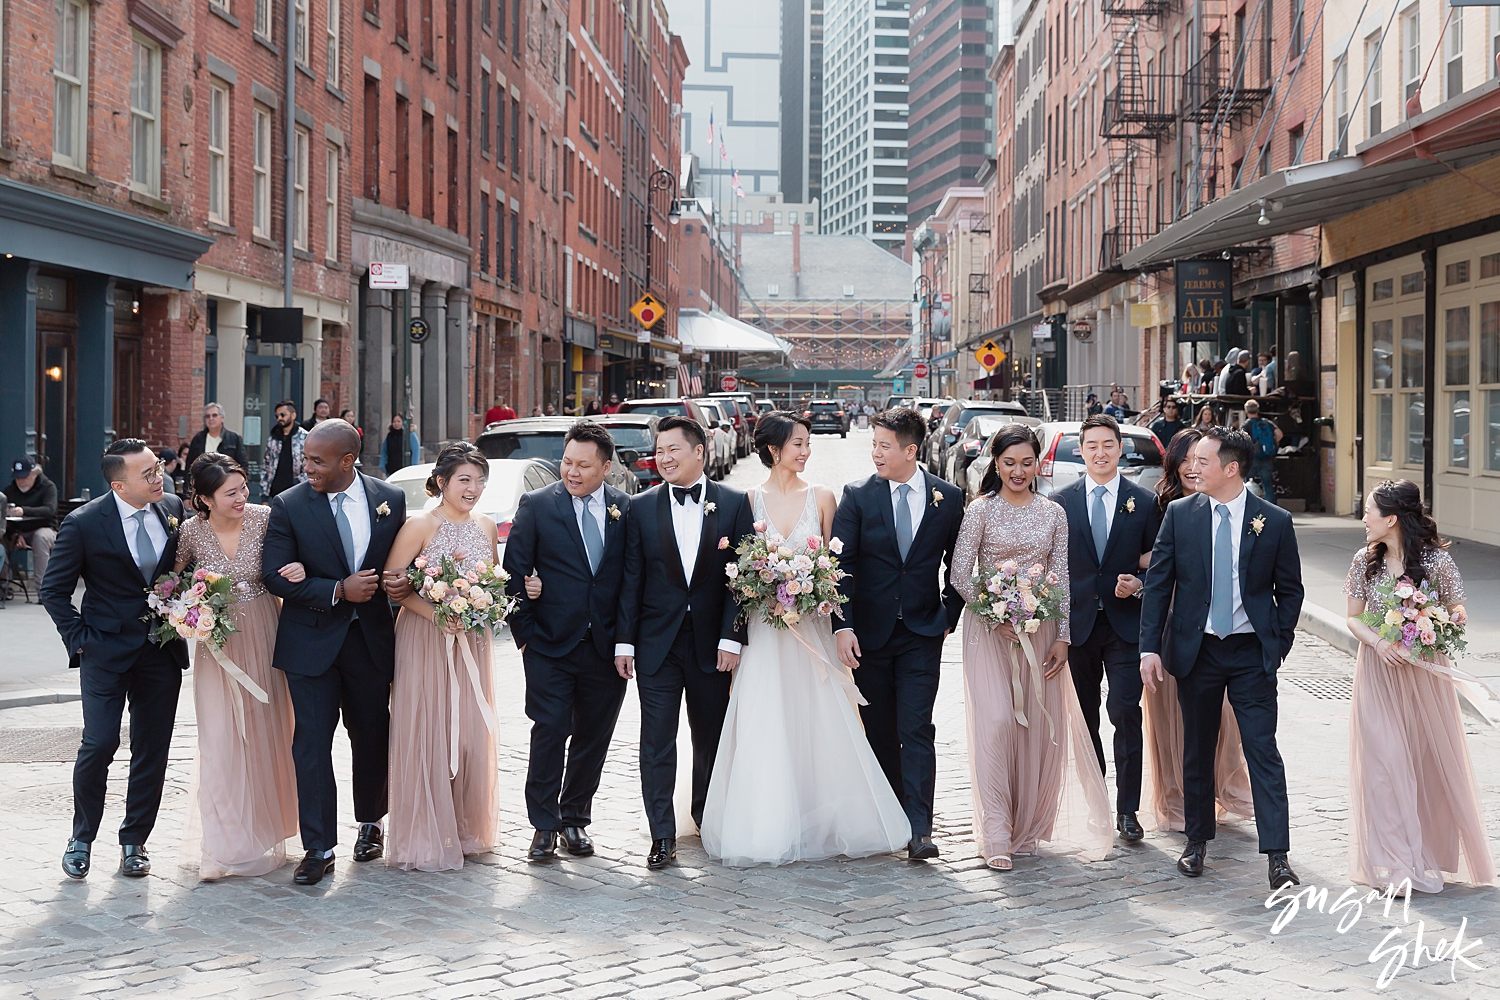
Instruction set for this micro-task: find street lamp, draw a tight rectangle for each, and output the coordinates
[913,273,934,396]
[643,168,681,293]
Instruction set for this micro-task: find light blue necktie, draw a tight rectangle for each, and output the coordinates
[895,483,914,562]
[1090,484,1109,562]
[1210,503,1234,636]
[133,510,158,581]
[580,495,603,575]
[334,493,358,571]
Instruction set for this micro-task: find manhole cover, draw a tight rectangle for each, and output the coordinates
[1286,676,1354,701]
[0,727,129,763]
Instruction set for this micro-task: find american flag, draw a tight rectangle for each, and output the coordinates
[677,365,703,396]
[706,109,714,145]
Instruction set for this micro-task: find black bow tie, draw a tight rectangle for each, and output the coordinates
[672,483,703,505]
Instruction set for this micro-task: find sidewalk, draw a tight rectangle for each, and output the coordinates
[1291,512,1500,678]
[0,595,76,708]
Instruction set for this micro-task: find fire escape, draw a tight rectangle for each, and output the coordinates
[1098,0,1174,271]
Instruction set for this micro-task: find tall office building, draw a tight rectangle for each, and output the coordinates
[905,0,999,225]
[820,0,911,254]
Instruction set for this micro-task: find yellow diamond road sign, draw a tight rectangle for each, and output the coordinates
[975,339,1006,373]
[631,293,664,328]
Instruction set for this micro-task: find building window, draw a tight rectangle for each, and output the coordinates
[480,71,491,154]
[327,0,341,84]
[1334,59,1349,155]
[1372,318,1394,462]
[511,0,520,54]
[256,0,271,37]
[479,193,490,272]
[1402,8,1421,110]
[1446,304,1470,468]
[1445,3,1463,101]
[293,126,310,250]
[130,35,161,196]
[1368,33,1384,135]
[496,84,507,164]
[510,207,520,284]
[395,0,407,41]
[1483,302,1500,471]
[497,198,507,281]
[209,83,231,223]
[511,97,521,174]
[295,0,310,65]
[1493,9,1500,79]
[325,144,340,261]
[1289,0,1304,59]
[1288,125,1304,165]
[446,0,458,77]
[53,0,89,169]
[422,112,435,220]
[254,104,273,236]
[447,128,459,230]
[395,95,410,211]
[363,76,380,201]
[421,0,434,62]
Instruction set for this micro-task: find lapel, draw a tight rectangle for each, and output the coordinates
[655,486,689,590]
[1192,493,1214,584]
[359,475,387,570]
[555,482,593,572]
[147,500,176,580]
[690,480,720,587]
[308,484,353,575]
[872,475,898,559]
[1063,481,1098,570]
[1239,492,1263,593]
[904,470,941,563]
[101,497,145,583]
[602,487,624,555]
[1098,478,1135,568]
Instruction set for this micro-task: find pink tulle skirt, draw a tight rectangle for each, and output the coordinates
[1348,642,1496,893]
[1141,672,1255,831]
[387,609,500,872]
[961,613,1115,862]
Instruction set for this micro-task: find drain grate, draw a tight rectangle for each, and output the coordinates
[0,727,129,764]
[1286,675,1354,701]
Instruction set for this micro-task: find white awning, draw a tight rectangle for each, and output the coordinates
[678,308,790,360]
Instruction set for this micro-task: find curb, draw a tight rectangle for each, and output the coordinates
[0,689,82,712]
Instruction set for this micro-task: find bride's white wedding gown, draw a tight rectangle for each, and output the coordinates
[700,486,912,866]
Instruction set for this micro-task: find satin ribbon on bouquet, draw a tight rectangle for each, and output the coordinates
[199,642,269,741]
[787,623,867,711]
[445,631,498,779]
[1406,651,1500,726]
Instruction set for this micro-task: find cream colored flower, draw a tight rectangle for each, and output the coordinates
[376,502,391,518]
[1023,618,1041,634]
[1384,609,1405,627]
[1124,496,1136,514]
[1250,515,1266,535]
[608,504,622,520]
[704,502,716,514]
[930,488,943,507]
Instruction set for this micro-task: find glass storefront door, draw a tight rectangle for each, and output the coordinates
[243,350,304,499]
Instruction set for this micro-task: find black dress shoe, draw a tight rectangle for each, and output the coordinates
[1177,840,1207,877]
[528,830,558,861]
[294,851,334,885]
[1268,852,1300,890]
[646,837,676,870]
[1117,812,1145,842]
[61,840,91,880]
[907,835,940,861]
[120,845,151,878]
[561,826,594,856]
[352,823,384,862]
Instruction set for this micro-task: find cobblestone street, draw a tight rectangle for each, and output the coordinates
[2,430,1497,1000]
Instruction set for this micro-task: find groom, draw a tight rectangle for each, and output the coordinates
[615,415,754,870]
[261,420,407,886]
[833,407,965,860]
[1139,426,1304,889]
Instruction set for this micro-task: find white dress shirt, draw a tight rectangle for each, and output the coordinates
[327,473,373,569]
[115,492,168,572]
[1206,486,1254,637]
[615,477,741,659]
[572,482,608,552]
[1083,471,1122,539]
[889,467,926,538]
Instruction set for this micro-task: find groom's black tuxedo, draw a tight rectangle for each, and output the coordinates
[617,479,755,839]
[41,493,189,846]
[261,474,407,852]
[831,470,964,837]
[1139,488,1304,853]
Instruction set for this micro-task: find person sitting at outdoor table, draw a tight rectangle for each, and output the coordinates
[4,455,60,587]
[1223,351,1253,396]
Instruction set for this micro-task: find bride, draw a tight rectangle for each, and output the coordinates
[700,411,912,866]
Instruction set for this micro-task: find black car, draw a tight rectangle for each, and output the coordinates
[597,414,663,487]
[474,416,640,494]
[805,399,850,437]
[923,399,1031,477]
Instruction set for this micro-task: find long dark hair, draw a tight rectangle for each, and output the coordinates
[189,453,248,516]
[425,442,488,498]
[978,424,1042,496]
[1364,479,1447,582]
[1156,427,1202,514]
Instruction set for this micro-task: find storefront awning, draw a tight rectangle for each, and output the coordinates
[677,308,791,360]
[1120,83,1500,270]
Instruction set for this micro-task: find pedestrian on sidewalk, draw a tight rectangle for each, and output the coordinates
[1242,400,1280,502]
[1343,479,1496,893]
[40,440,190,881]
[1148,399,1186,445]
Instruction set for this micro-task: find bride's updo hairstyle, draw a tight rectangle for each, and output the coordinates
[756,410,812,468]
[978,423,1042,497]
[1363,478,1446,582]
[426,441,489,498]
[189,453,248,516]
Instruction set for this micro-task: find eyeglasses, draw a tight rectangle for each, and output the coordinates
[142,462,166,484]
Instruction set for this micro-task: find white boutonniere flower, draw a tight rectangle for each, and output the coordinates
[930,488,943,508]
[376,502,391,519]
[608,504,622,520]
[1124,496,1136,514]
[1250,514,1266,535]
[704,501,717,514]
[166,516,179,532]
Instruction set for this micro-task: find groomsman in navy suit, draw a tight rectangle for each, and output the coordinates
[1052,414,1160,843]
[504,421,632,862]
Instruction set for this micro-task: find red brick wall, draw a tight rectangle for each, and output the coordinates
[138,289,207,450]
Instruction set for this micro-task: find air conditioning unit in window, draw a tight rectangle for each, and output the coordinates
[768,283,780,296]
[843,285,855,297]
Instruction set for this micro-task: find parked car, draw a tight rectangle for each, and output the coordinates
[708,391,760,454]
[755,399,776,415]
[944,414,1038,488]
[963,420,1166,500]
[385,458,560,558]
[597,413,663,488]
[474,416,640,495]
[615,397,716,428]
[913,397,951,429]
[804,399,850,437]
[923,399,1033,478]
[884,395,916,411]
[703,395,751,457]
[696,400,737,479]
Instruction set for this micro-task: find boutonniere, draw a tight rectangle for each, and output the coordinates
[1124,496,1136,515]
[930,488,943,508]
[1250,514,1266,536]
[376,502,391,519]
[608,504,622,521]
[166,516,179,532]
[718,535,730,550]
[704,501,717,514]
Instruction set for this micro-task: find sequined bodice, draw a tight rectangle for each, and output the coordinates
[1342,547,1466,617]
[953,493,1072,643]
[420,514,494,570]
[753,485,821,544]
[177,505,271,601]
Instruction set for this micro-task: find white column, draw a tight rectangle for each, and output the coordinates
[216,298,248,436]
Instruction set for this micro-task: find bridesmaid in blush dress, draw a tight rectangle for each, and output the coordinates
[1139,429,1254,831]
[174,454,300,879]
[1343,480,1495,893]
[384,442,502,872]
[953,425,1113,870]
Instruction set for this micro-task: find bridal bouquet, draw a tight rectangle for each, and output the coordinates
[1358,575,1467,661]
[726,526,848,630]
[966,560,1065,635]
[407,554,517,633]
[143,569,240,649]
